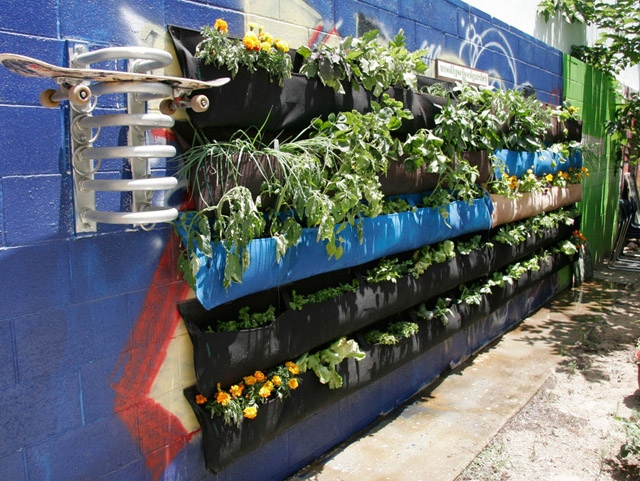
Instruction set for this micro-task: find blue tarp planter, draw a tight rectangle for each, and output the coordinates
[494,149,583,179]
[186,195,494,310]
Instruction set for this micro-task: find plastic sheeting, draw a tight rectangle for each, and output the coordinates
[182,195,494,310]
[494,149,583,179]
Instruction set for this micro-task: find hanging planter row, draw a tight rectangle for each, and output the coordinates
[180,195,494,311]
[178,219,576,395]
[493,148,583,179]
[184,247,573,473]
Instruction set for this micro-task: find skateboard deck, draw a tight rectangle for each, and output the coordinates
[0,53,229,90]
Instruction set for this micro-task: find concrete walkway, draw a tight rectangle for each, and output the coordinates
[290,266,640,481]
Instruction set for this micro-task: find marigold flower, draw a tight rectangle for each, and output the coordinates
[285,361,300,375]
[288,378,299,389]
[254,371,266,382]
[229,384,243,397]
[259,32,274,44]
[274,39,290,53]
[243,32,260,51]
[258,384,273,398]
[214,18,228,33]
[259,41,272,52]
[545,174,553,182]
[195,394,207,404]
[216,391,231,406]
[561,172,568,179]
[272,375,282,386]
[243,406,258,419]
[244,375,257,386]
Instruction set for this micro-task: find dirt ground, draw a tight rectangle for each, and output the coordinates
[456,257,640,481]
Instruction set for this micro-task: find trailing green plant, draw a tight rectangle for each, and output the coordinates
[288,279,360,311]
[296,338,366,389]
[196,20,292,85]
[456,235,484,255]
[363,320,420,345]
[365,257,413,284]
[208,305,277,333]
[415,297,453,326]
[298,29,428,96]
[381,197,416,215]
[174,96,413,289]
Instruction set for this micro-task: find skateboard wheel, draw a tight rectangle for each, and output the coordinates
[39,89,60,108]
[191,94,209,113]
[68,84,91,106]
[159,99,178,116]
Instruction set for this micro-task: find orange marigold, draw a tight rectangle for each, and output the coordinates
[285,361,300,375]
[258,384,273,398]
[288,378,299,389]
[195,394,207,404]
[254,371,266,382]
[243,405,258,419]
[229,384,244,397]
[243,32,260,51]
[243,375,257,386]
[214,18,228,33]
[274,39,290,53]
[272,375,282,386]
[216,391,231,406]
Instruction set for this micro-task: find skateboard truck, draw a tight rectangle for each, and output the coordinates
[40,83,92,108]
[159,94,210,115]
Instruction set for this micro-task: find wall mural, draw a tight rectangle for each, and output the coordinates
[104,1,566,479]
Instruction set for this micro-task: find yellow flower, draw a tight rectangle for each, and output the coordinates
[259,41,272,52]
[216,391,231,406]
[195,394,207,405]
[254,371,266,382]
[274,39,290,53]
[272,375,282,386]
[288,378,299,390]
[545,174,553,182]
[285,362,300,375]
[259,32,274,44]
[527,169,533,174]
[214,18,228,34]
[243,375,257,386]
[568,106,579,114]
[243,32,260,51]
[258,384,273,398]
[229,384,244,397]
[243,406,258,419]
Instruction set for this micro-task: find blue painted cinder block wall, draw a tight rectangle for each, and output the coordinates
[0,1,564,479]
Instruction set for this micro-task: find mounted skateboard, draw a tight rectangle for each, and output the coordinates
[0,53,229,113]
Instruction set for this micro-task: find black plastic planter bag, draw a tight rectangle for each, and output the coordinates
[168,25,447,134]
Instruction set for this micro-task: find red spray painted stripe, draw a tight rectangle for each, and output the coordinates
[111,232,193,480]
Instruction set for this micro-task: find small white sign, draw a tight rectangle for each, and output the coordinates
[435,59,489,86]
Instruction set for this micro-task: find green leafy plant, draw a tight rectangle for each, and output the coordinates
[196,20,292,85]
[298,29,428,96]
[381,197,416,215]
[210,305,277,332]
[409,240,456,278]
[456,235,483,255]
[415,297,453,326]
[289,279,360,311]
[615,410,640,459]
[363,320,420,345]
[365,257,413,284]
[296,338,366,389]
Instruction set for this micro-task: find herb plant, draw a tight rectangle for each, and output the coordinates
[211,305,277,332]
[363,320,420,345]
[289,279,360,311]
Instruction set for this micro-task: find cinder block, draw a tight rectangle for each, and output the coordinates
[165,0,245,37]
[3,174,74,245]
[415,24,446,59]
[103,458,151,481]
[0,32,64,106]
[0,242,71,320]
[69,228,171,303]
[59,0,164,45]
[181,433,218,481]
[358,0,399,15]
[0,321,16,389]
[25,414,140,481]
[0,0,57,38]
[334,0,404,39]
[80,356,125,424]
[0,451,26,481]
[0,106,64,176]
[287,401,344,466]
[0,371,81,457]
